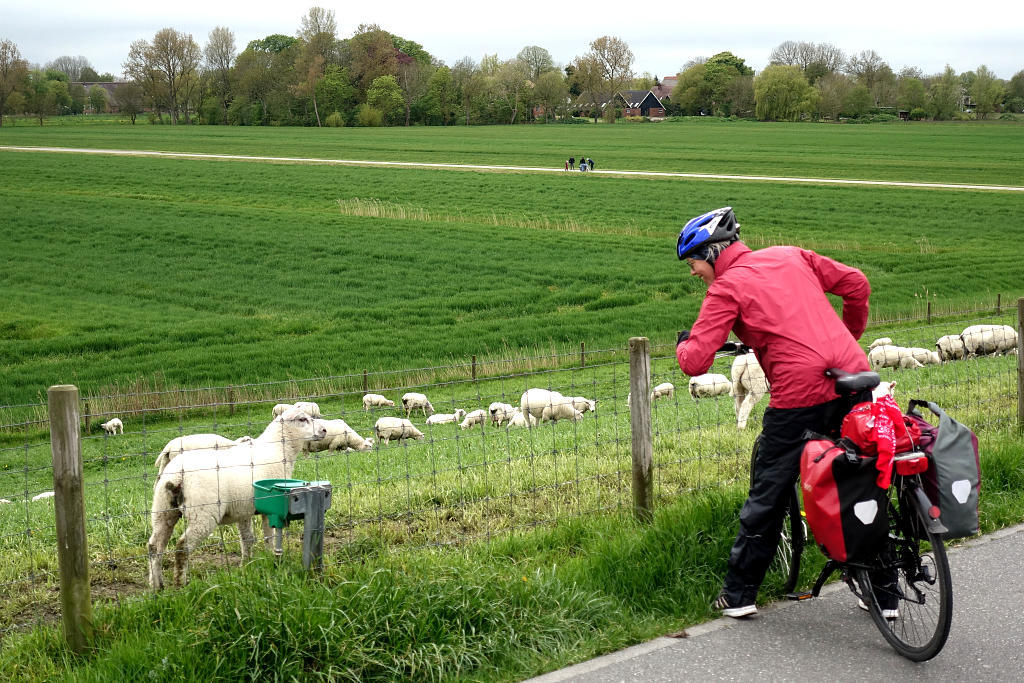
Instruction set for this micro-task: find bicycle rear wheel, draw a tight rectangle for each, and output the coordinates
[750,434,804,593]
[855,501,952,661]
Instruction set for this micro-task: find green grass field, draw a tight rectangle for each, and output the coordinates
[1,120,1022,406]
[1,120,1023,680]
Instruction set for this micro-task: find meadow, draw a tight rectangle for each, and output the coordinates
[1,120,1023,680]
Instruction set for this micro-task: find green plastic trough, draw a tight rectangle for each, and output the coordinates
[253,478,329,528]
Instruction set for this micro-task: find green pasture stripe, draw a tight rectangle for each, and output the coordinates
[3,145,1023,193]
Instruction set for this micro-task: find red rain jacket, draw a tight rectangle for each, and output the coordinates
[677,242,871,410]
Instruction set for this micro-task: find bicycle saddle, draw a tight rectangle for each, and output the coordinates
[826,368,880,395]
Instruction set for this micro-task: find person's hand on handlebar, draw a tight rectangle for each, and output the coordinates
[677,329,690,345]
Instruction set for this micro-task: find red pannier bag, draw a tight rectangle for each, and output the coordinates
[840,395,921,488]
[800,438,889,563]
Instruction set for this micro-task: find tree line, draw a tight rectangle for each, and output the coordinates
[2,16,1023,127]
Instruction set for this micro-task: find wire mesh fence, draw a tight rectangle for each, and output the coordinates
[0,306,1020,639]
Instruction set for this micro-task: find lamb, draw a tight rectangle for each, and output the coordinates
[459,409,488,430]
[32,491,55,501]
[506,409,537,428]
[401,392,435,418]
[146,407,327,590]
[935,334,966,362]
[688,373,731,399]
[155,434,254,475]
[652,382,675,400]
[426,409,467,426]
[541,400,583,423]
[872,380,897,401]
[271,401,322,419]
[374,417,425,444]
[304,419,374,452]
[961,324,1018,357]
[567,396,596,414]
[100,418,123,435]
[362,393,395,410]
[731,352,769,430]
[899,356,924,369]
[868,337,893,350]
[488,402,517,425]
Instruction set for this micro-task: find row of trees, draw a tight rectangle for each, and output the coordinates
[3,23,1024,127]
[674,41,1023,121]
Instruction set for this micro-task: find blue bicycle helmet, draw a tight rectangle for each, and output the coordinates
[677,207,740,260]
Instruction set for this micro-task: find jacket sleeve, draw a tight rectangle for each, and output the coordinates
[676,288,740,376]
[802,250,871,340]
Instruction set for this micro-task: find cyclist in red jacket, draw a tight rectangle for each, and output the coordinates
[675,207,871,617]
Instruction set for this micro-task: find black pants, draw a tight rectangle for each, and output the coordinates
[721,397,846,605]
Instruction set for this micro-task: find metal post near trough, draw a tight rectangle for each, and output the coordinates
[289,482,331,571]
[628,337,654,522]
[48,385,93,653]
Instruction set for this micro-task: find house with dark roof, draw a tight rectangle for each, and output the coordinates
[613,90,665,118]
[651,75,677,101]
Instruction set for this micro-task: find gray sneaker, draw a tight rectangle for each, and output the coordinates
[858,597,899,620]
[713,593,757,618]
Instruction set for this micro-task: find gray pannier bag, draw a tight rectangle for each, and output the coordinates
[906,399,981,539]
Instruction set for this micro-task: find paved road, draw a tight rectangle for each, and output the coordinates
[526,524,1024,682]
[3,145,1024,193]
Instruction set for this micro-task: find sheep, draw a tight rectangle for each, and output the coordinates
[100,418,123,435]
[459,409,489,430]
[652,382,675,400]
[869,344,938,370]
[426,409,467,426]
[374,417,425,444]
[0,498,12,504]
[541,401,583,423]
[731,352,769,430]
[362,393,395,410]
[567,396,596,414]
[488,402,517,425]
[401,392,435,418]
[688,373,731,399]
[868,337,893,350]
[961,324,1018,357]
[936,334,966,362]
[155,434,254,475]
[872,380,897,401]
[506,409,537,428]
[146,407,327,590]
[32,491,55,502]
[304,419,374,452]
[272,401,322,419]
[521,388,561,421]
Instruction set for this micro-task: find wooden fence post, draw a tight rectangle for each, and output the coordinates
[362,370,368,393]
[47,385,93,653]
[996,293,1001,315]
[581,342,586,368]
[83,400,90,435]
[628,337,654,523]
[1017,299,1023,432]
[227,387,235,416]
[927,301,932,325]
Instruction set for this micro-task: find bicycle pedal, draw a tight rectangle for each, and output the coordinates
[786,591,814,601]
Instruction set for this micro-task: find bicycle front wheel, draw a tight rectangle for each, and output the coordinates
[856,521,953,661]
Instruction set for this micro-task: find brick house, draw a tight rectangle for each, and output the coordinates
[614,90,666,118]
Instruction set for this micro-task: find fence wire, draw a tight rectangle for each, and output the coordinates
[0,308,1019,639]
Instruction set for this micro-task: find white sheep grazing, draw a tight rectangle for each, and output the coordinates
[506,409,537,428]
[936,334,966,362]
[0,498,12,504]
[32,491,55,501]
[401,392,435,418]
[272,401,322,419]
[567,396,597,414]
[872,380,897,401]
[100,418,123,435]
[155,434,254,475]
[374,417,425,444]
[362,393,395,410]
[488,402,517,425]
[426,409,467,426]
[899,355,924,369]
[868,337,893,350]
[869,344,937,370]
[731,352,769,430]
[147,407,327,590]
[541,400,583,423]
[521,388,564,422]
[304,419,374,452]
[961,324,1018,357]
[688,373,731,399]
[459,409,488,430]
[652,382,675,400]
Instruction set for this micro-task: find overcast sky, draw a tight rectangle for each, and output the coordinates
[4,0,1022,80]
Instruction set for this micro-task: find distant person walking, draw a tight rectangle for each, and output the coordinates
[564,159,569,171]
[579,159,588,172]
[569,156,575,169]
[587,157,595,171]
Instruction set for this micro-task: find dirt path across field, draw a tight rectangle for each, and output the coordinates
[3,144,1023,193]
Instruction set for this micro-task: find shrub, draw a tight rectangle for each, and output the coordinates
[601,106,618,124]
[355,103,383,127]
[909,108,927,121]
[953,111,976,121]
[324,111,345,127]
